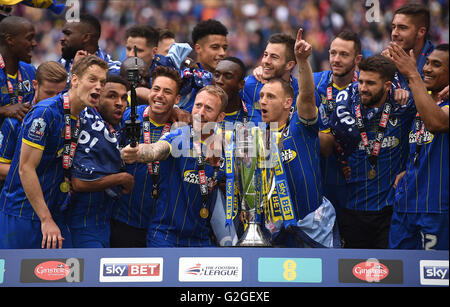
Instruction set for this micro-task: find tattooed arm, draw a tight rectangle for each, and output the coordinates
[121,141,171,164]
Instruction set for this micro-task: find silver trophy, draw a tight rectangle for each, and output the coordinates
[235,125,270,247]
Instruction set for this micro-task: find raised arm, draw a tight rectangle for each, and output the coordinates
[294,28,317,121]
[121,141,171,164]
[388,42,449,133]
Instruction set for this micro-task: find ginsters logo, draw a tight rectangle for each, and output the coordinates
[339,258,403,284]
[20,258,83,283]
[34,261,71,281]
[352,259,389,282]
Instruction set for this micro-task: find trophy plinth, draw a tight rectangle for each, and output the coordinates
[237,208,270,247]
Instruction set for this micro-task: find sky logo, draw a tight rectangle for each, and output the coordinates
[424,266,448,280]
[420,260,448,286]
[99,258,163,282]
[103,263,127,277]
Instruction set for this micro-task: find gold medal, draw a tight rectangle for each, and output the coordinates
[200,207,209,219]
[367,169,377,180]
[151,188,159,199]
[60,181,70,193]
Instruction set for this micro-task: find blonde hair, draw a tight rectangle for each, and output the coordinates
[36,61,68,85]
[71,55,108,79]
[197,85,228,112]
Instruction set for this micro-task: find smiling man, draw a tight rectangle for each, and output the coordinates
[121,85,227,247]
[111,66,182,248]
[257,29,332,248]
[329,55,417,249]
[388,43,449,250]
[0,16,37,125]
[382,3,435,90]
[313,31,362,227]
[241,33,298,125]
[0,55,108,249]
[176,19,228,113]
[192,19,229,73]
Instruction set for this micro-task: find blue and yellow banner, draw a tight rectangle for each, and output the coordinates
[270,132,296,228]
[0,0,65,14]
[224,130,235,227]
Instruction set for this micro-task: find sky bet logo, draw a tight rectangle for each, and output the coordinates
[104,263,159,276]
[99,258,163,282]
[420,260,449,286]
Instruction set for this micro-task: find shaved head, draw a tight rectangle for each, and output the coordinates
[0,16,33,44]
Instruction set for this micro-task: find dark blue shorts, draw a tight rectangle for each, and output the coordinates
[389,211,449,250]
[70,223,110,248]
[0,210,72,249]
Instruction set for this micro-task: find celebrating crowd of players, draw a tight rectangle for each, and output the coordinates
[0,2,448,250]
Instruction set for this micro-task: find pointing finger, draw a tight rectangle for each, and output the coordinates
[296,28,303,41]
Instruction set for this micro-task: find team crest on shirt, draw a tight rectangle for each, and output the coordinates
[1,82,31,95]
[366,110,376,120]
[389,116,399,127]
[28,118,47,142]
[319,96,329,125]
[22,80,31,92]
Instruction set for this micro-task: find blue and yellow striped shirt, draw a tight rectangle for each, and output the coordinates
[0,94,73,220]
[112,105,168,229]
[394,100,449,213]
[147,125,224,247]
[278,112,323,220]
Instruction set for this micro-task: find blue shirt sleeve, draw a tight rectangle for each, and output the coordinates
[21,105,56,150]
[0,118,20,163]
